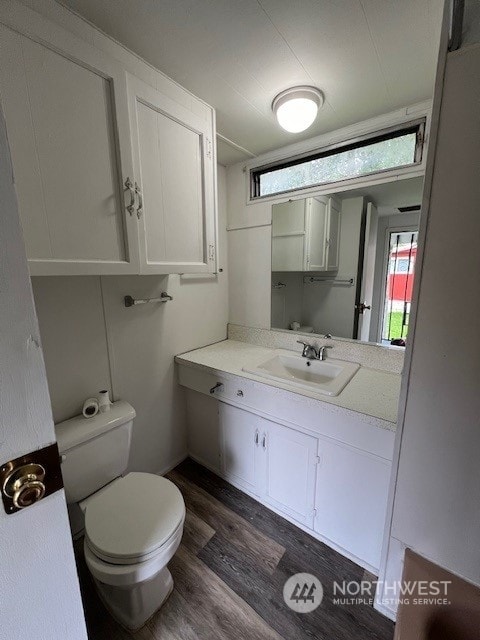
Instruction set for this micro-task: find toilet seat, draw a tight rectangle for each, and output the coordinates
[84,472,185,565]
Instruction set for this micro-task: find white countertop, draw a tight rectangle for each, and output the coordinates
[176,340,401,427]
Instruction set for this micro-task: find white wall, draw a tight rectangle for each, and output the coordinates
[228,224,271,328]
[271,271,303,330]
[378,36,480,617]
[32,165,228,474]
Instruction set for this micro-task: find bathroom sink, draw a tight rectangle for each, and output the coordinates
[244,352,360,397]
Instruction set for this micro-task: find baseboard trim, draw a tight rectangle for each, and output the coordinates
[373,599,397,622]
[186,453,379,576]
[156,452,189,477]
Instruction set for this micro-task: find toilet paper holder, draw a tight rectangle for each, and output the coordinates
[124,292,173,307]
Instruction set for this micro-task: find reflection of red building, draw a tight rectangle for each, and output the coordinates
[387,247,416,303]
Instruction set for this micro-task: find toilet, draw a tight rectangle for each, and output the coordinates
[55,400,185,631]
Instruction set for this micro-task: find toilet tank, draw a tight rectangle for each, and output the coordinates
[55,401,136,504]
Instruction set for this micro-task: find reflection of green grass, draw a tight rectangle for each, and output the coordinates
[386,311,409,339]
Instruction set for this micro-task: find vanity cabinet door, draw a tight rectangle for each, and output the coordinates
[314,437,391,570]
[0,24,140,276]
[257,417,318,528]
[127,74,217,274]
[220,403,260,495]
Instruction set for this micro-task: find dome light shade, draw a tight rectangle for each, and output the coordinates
[272,86,324,133]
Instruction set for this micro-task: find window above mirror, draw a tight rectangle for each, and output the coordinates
[251,120,425,199]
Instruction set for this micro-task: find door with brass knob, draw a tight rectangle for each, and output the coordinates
[3,463,46,509]
[0,444,63,514]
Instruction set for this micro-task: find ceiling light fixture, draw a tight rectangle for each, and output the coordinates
[272,86,324,133]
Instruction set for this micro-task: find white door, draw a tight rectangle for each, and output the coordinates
[127,74,216,274]
[0,109,87,638]
[358,202,378,341]
[0,23,139,276]
[258,417,317,528]
[220,403,259,495]
[314,437,390,570]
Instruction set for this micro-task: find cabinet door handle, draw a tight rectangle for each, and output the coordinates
[135,182,143,219]
[254,431,259,446]
[262,434,266,449]
[124,178,136,215]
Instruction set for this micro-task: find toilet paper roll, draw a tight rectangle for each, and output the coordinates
[82,397,99,419]
[98,389,111,413]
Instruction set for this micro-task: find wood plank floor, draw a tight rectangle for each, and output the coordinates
[75,458,394,640]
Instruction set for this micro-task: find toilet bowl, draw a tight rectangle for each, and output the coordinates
[82,472,185,630]
[55,402,185,630]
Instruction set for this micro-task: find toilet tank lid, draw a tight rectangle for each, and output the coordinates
[55,400,136,453]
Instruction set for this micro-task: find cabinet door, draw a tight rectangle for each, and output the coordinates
[314,438,390,570]
[127,75,216,274]
[326,198,341,270]
[0,24,139,275]
[271,200,307,271]
[220,403,259,495]
[306,197,328,271]
[258,417,317,528]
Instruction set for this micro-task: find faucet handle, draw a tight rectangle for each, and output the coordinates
[318,344,333,360]
[297,340,313,358]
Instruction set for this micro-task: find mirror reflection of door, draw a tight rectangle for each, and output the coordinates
[380,230,418,346]
[357,202,378,342]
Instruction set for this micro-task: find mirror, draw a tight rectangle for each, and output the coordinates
[271,176,423,345]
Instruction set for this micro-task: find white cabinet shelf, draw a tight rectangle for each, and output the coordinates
[0,10,217,276]
[272,196,341,273]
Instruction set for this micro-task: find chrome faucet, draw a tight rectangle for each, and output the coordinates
[297,340,318,360]
[297,341,333,361]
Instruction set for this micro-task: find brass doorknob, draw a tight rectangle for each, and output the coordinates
[3,463,46,509]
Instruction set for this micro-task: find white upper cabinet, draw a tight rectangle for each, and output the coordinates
[0,7,217,276]
[272,196,341,272]
[127,75,216,274]
[0,23,139,276]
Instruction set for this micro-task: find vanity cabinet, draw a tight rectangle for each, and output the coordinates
[257,416,317,528]
[0,9,217,276]
[178,363,395,573]
[272,196,341,272]
[220,404,317,528]
[314,437,391,570]
[220,403,258,495]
